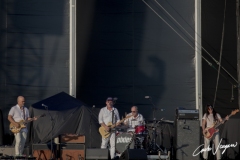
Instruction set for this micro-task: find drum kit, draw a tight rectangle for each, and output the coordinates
[115,119,173,157]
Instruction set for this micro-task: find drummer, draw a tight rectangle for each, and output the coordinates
[124,106,145,133]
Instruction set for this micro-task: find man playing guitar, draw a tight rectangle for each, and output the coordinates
[98,97,120,160]
[202,104,229,160]
[8,96,37,156]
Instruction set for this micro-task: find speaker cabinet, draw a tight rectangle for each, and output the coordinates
[120,149,148,160]
[175,119,200,160]
[32,144,57,160]
[86,148,110,160]
[60,143,85,160]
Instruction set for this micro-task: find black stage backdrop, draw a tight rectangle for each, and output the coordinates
[0,0,70,136]
[202,0,238,116]
[76,0,196,122]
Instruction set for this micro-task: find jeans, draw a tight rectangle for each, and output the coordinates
[101,132,116,159]
[203,132,221,160]
[14,130,27,156]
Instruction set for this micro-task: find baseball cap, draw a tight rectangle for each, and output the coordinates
[106,97,113,101]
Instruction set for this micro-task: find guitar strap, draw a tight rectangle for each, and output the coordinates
[23,107,26,120]
[112,108,114,125]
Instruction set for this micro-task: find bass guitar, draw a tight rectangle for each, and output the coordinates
[204,109,239,139]
[99,115,132,138]
[9,114,46,133]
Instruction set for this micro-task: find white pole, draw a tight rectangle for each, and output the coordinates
[69,0,76,97]
[195,0,202,125]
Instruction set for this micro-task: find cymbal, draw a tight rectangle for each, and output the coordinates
[146,119,163,123]
[146,119,174,124]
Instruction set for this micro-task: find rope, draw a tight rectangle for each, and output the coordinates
[213,0,227,107]
[142,0,238,85]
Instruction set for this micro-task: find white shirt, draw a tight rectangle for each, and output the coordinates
[124,113,144,129]
[98,106,120,125]
[9,104,30,132]
[202,113,221,128]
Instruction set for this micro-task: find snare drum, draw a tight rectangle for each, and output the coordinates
[116,132,134,155]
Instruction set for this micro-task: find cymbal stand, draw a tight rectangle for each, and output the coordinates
[145,96,157,119]
[145,96,163,154]
[149,121,163,154]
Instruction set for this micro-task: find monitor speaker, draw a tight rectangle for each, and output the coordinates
[175,119,200,160]
[86,148,110,160]
[0,146,30,157]
[120,149,148,160]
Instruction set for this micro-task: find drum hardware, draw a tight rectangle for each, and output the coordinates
[146,119,170,155]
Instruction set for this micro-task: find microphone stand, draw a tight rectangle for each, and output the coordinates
[89,105,95,148]
[147,97,157,119]
[45,106,54,160]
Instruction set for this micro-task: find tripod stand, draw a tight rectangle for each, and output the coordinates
[147,121,164,154]
[145,96,163,154]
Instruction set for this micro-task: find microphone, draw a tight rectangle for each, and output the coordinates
[113,97,118,101]
[145,96,151,99]
[92,105,95,108]
[42,104,48,109]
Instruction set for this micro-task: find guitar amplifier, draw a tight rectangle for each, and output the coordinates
[176,109,199,119]
[60,143,85,160]
[32,143,57,160]
[60,134,85,143]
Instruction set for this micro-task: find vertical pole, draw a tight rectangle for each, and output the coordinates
[69,0,76,97]
[195,0,202,125]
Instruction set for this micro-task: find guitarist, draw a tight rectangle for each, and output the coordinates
[202,104,229,160]
[8,96,37,156]
[98,97,120,160]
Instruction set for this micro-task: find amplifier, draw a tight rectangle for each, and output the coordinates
[32,144,57,160]
[60,144,85,160]
[60,134,85,143]
[176,109,199,119]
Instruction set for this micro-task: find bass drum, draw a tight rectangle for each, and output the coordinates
[116,132,134,155]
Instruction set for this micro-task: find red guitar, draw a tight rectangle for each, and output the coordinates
[203,109,239,139]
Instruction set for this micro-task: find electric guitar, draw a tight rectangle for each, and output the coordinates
[9,114,46,133]
[99,115,132,138]
[203,109,239,139]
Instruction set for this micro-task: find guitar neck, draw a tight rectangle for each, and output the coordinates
[22,115,41,124]
[111,120,124,128]
[214,114,232,128]
[111,117,130,128]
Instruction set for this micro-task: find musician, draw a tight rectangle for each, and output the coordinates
[98,97,120,160]
[124,106,145,149]
[202,104,229,160]
[124,106,144,131]
[8,96,37,156]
